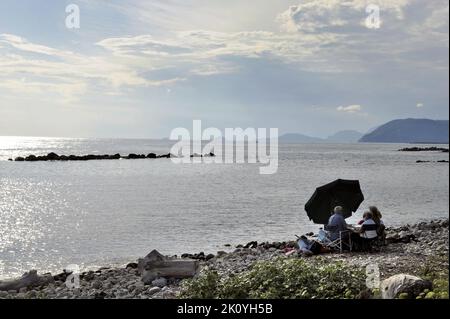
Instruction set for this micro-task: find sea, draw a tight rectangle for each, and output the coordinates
[0,136,448,279]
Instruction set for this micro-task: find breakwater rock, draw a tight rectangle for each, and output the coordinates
[399,147,449,152]
[11,152,215,162]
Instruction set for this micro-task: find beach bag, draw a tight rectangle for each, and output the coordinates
[309,241,322,254]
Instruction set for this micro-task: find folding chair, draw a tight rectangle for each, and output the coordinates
[318,229,352,253]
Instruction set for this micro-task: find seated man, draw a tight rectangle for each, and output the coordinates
[325,206,348,241]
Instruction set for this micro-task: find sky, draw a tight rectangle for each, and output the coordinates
[0,0,448,138]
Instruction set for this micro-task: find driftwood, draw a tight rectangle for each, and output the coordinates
[0,270,54,291]
[138,250,198,284]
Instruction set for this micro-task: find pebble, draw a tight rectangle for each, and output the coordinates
[147,286,161,295]
[92,280,102,289]
[151,277,167,288]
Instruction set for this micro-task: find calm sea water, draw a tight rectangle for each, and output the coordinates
[0,136,448,279]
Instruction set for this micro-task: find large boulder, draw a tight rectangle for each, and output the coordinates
[0,270,54,291]
[138,250,198,285]
[380,274,432,299]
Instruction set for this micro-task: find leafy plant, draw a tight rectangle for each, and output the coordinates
[179,258,368,299]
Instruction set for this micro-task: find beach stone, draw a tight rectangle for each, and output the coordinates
[151,277,167,288]
[92,280,102,289]
[216,251,227,258]
[126,262,138,269]
[380,274,432,299]
[147,286,161,295]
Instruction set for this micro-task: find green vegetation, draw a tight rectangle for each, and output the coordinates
[418,255,449,299]
[179,257,368,299]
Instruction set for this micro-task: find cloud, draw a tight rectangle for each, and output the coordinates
[0,33,72,57]
[337,104,362,113]
[0,34,185,101]
[276,0,411,33]
[276,0,448,73]
[0,0,447,108]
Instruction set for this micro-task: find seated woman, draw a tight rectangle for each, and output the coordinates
[369,206,386,242]
[351,211,378,251]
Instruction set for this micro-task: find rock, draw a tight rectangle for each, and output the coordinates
[205,254,215,261]
[127,153,145,159]
[126,262,138,269]
[25,155,38,161]
[147,153,157,158]
[0,270,54,292]
[47,152,59,160]
[15,157,25,161]
[139,250,198,285]
[400,147,449,152]
[244,241,258,249]
[380,274,432,299]
[94,291,107,299]
[151,277,167,288]
[216,251,227,258]
[92,280,102,289]
[147,286,161,295]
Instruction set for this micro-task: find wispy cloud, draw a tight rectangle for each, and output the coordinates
[337,104,362,113]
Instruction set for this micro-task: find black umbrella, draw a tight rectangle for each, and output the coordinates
[304,179,364,224]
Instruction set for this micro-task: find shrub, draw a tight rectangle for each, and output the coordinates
[179,257,367,299]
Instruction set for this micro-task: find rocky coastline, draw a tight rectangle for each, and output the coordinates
[0,218,448,299]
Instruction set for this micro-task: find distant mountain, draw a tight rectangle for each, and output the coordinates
[280,130,364,143]
[279,133,324,143]
[359,119,449,143]
[326,130,363,143]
